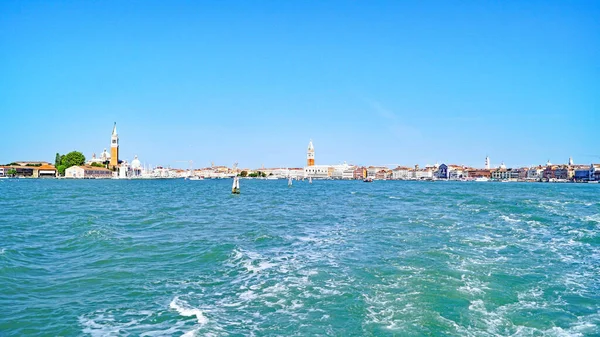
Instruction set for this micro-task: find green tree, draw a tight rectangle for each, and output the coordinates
[61,151,85,168]
[90,162,105,168]
[7,168,17,177]
[57,165,66,176]
[240,170,248,177]
[55,153,61,167]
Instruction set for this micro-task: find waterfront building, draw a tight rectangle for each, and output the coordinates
[574,167,589,181]
[436,164,468,179]
[527,167,544,180]
[331,163,356,180]
[288,168,305,179]
[37,164,57,178]
[374,169,389,180]
[485,156,490,170]
[543,165,557,180]
[467,169,492,179]
[392,166,412,180]
[574,164,600,182]
[491,168,519,180]
[553,166,569,180]
[304,165,330,179]
[0,164,56,178]
[307,140,315,166]
[366,166,388,179]
[436,164,449,179]
[273,168,292,178]
[12,161,50,166]
[109,123,120,170]
[65,165,112,178]
[118,160,130,178]
[1,165,35,177]
[413,168,434,180]
[353,166,367,180]
[517,167,529,180]
[448,167,468,179]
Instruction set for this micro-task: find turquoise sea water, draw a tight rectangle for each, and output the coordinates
[0,179,599,336]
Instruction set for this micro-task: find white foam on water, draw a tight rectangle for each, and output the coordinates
[181,328,200,337]
[517,287,544,301]
[239,290,258,301]
[581,214,600,224]
[244,260,274,273]
[458,274,489,296]
[567,227,597,239]
[169,296,208,325]
[464,295,600,337]
[79,309,171,337]
[262,283,287,295]
[389,196,401,199]
[0,248,5,254]
[500,214,521,223]
[79,315,121,337]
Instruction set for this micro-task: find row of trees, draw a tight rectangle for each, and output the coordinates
[239,171,269,178]
[55,151,86,176]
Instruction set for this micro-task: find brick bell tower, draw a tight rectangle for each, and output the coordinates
[109,122,119,169]
[307,139,315,166]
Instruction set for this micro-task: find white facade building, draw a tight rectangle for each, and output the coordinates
[392,167,412,180]
[413,169,434,180]
[330,162,355,179]
[527,167,544,180]
[304,165,331,179]
[288,168,305,179]
[65,165,112,178]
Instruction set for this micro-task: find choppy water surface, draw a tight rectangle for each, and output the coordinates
[0,179,599,336]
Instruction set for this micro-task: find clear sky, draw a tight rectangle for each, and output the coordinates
[1,1,598,169]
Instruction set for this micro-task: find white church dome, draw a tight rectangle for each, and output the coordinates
[131,155,141,169]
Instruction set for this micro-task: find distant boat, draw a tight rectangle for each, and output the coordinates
[288,176,293,187]
[474,177,490,182]
[309,177,312,184]
[232,176,240,194]
[363,177,373,182]
[189,176,203,181]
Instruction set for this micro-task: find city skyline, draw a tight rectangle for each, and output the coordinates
[1,1,598,168]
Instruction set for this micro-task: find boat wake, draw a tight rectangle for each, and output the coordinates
[170,296,208,325]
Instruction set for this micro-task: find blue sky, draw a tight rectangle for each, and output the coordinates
[1,1,598,169]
